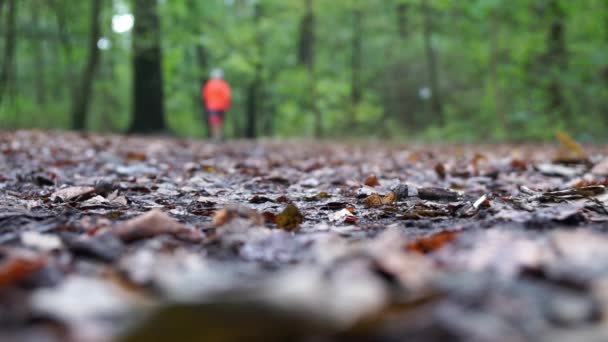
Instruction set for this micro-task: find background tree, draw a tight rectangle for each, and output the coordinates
[0,0,17,103]
[71,0,102,131]
[0,0,606,141]
[130,0,165,133]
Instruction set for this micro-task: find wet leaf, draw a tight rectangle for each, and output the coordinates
[249,195,274,204]
[417,187,461,201]
[276,204,303,231]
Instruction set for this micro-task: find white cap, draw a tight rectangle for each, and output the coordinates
[210,68,224,79]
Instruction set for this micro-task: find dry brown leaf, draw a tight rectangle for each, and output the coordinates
[382,192,396,205]
[0,249,46,288]
[114,209,195,242]
[364,174,380,187]
[212,204,264,228]
[364,194,383,208]
[435,163,446,179]
[406,230,459,254]
[50,186,95,201]
[126,151,147,161]
[556,132,585,157]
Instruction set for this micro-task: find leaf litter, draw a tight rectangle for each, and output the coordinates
[1,131,608,340]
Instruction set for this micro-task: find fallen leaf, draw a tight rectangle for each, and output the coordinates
[249,195,274,204]
[364,194,383,208]
[114,209,197,242]
[213,204,264,228]
[126,151,147,161]
[276,204,303,231]
[329,209,357,224]
[417,187,461,201]
[382,192,396,205]
[555,131,586,160]
[406,230,459,254]
[364,174,380,187]
[435,163,446,179]
[275,195,290,203]
[0,249,46,287]
[50,186,96,201]
[592,158,608,176]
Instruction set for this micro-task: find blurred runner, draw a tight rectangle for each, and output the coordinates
[202,69,232,141]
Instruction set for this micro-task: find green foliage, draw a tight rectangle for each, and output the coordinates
[0,0,606,141]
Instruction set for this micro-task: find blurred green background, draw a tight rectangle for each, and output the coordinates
[0,0,606,141]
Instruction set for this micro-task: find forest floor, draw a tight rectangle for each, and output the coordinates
[2,130,608,341]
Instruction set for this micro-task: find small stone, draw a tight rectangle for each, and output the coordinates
[392,184,409,201]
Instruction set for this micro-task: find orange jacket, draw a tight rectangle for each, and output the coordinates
[202,79,232,111]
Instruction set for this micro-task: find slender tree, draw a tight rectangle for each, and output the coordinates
[421,0,444,125]
[351,6,363,129]
[298,0,321,136]
[545,0,567,120]
[396,2,408,39]
[32,3,47,105]
[489,9,505,134]
[71,0,102,130]
[129,0,166,133]
[0,0,17,103]
[245,3,263,138]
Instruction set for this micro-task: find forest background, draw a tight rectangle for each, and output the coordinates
[0,0,606,142]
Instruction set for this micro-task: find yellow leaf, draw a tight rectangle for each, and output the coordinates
[276,204,303,231]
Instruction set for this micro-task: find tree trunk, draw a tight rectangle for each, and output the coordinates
[298,0,314,68]
[298,0,321,137]
[129,0,166,134]
[422,0,444,125]
[32,3,46,105]
[0,0,17,103]
[187,0,210,138]
[351,7,363,129]
[396,3,408,39]
[298,0,323,137]
[52,0,75,101]
[195,45,211,138]
[70,0,102,131]
[245,3,263,139]
[545,0,567,119]
[489,10,505,135]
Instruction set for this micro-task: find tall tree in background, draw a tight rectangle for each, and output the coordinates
[0,0,17,103]
[422,0,444,125]
[298,0,321,136]
[489,9,505,134]
[130,0,166,133]
[351,5,363,128]
[545,0,567,119]
[396,2,408,39]
[187,0,210,137]
[245,3,263,138]
[31,3,47,105]
[71,0,102,130]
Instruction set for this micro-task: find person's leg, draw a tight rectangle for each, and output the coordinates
[208,111,224,141]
